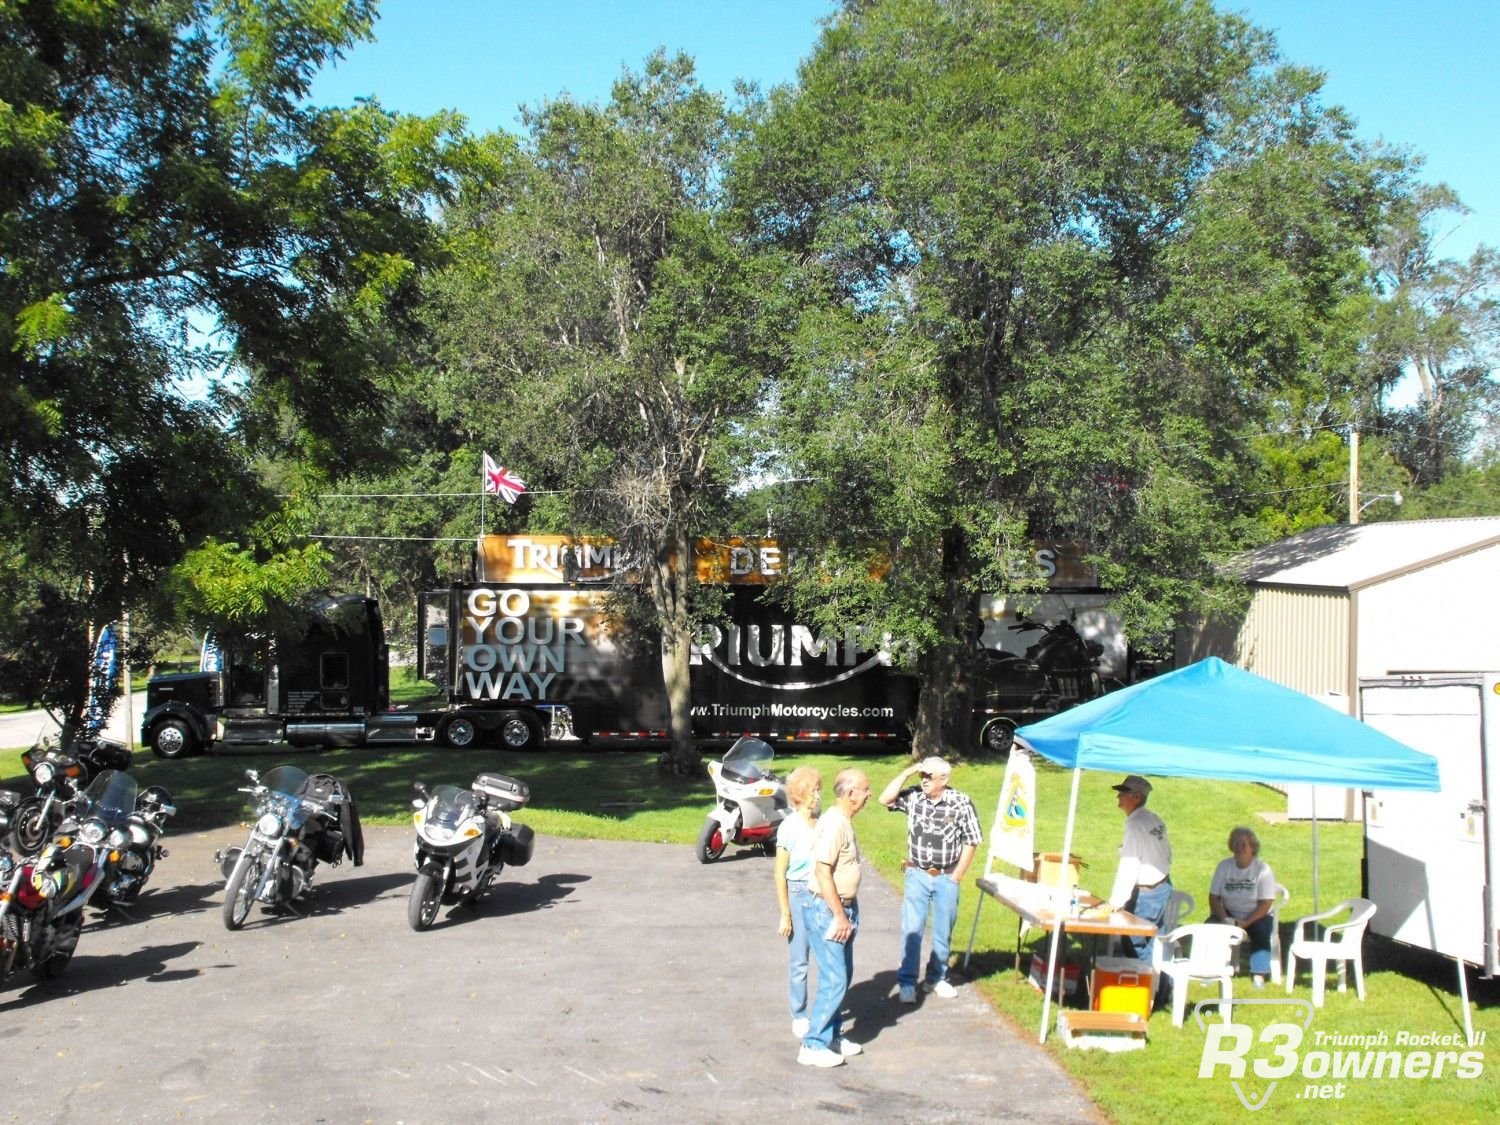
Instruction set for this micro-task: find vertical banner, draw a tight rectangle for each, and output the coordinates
[990,747,1037,871]
[81,623,119,736]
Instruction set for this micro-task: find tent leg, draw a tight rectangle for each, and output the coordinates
[962,894,985,971]
[1038,767,1083,1044]
[1458,956,1475,1046]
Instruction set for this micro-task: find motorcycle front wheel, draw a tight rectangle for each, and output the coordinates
[13,798,51,854]
[33,913,82,980]
[408,868,442,931]
[222,851,264,930]
[695,816,729,864]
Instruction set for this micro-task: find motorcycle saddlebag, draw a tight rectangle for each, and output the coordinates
[473,773,529,812]
[497,823,535,867]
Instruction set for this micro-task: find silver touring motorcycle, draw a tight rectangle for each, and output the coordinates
[407,772,533,931]
[217,764,364,929]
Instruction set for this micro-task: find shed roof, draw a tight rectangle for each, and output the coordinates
[1232,517,1500,591]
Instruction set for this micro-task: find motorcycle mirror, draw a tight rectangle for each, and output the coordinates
[410,798,424,811]
[412,781,429,797]
[245,769,260,783]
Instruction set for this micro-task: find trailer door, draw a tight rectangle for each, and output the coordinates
[1360,676,1495,973]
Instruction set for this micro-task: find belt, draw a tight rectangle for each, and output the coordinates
[1137,877,1169,890]
[903,859,957,876]
[838,896,857,907]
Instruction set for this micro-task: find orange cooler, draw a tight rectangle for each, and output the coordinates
[1091,956,1154,1021]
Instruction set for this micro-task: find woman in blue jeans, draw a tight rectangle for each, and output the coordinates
[1208,826,1277,987]
[774,767,822,1038]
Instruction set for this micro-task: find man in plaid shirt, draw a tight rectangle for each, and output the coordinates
[879,755,983,1004]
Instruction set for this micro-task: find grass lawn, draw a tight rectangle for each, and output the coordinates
[1,741,1494,1122]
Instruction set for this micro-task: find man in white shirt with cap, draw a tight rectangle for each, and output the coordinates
[1105,774,1172,966]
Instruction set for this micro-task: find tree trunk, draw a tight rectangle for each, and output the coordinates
[654,524,702,777]
[911,529,977,758]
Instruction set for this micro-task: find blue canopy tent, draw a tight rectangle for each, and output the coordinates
[1013,657,1440,1042]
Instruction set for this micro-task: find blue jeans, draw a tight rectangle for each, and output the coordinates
[1210,914,1274,976]
[1124,880,1173,966]
[787,881,814,1020]
[802,895,857,1051]
[899,867,961,989]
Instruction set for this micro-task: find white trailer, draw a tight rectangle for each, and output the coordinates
[1358,674,1498,985]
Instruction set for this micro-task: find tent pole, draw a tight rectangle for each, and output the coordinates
[1311,789,1320,915]
[1039,766,1083,1043]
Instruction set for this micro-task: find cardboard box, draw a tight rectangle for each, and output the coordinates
[1027,956,1081,999]
[1024,852,1085,892]
[1091,956,1154,1021]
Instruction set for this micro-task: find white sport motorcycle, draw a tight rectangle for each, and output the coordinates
[695,736,790,863]
[407,773,534,931]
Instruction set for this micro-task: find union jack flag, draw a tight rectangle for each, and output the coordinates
[482,453,526,504]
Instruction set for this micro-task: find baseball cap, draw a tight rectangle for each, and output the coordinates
[919,756,952,776]
[1111,774,1153,796]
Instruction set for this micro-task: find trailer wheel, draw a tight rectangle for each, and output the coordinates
[980,718,1015,756]
[150,718,199,760]
[497,710,543,751]
[440,715,479,749]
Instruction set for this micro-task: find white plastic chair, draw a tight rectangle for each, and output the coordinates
[1284,897,1377,1007]
[1155,923,1244,1028]
[1147,889,1197,966]
[1266,883,1290,985]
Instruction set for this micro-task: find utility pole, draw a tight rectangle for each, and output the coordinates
[1348,423,1361,525]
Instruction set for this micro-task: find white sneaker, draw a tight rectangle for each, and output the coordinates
[926,979,958,999]
[898,985,917,1004]
[834,1037,863,1056]
[798,1045,845,1068]
[792,1017,810,1038]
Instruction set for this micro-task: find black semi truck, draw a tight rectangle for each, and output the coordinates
[140,581,915,758]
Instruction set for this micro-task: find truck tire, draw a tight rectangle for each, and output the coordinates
[150,718,199,760]
[981,718,1016,755]
[497,710,543,751]
[440,715,479,749]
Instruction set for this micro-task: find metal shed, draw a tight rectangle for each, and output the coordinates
[1178,516,1500,816]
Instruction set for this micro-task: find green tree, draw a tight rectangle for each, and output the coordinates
[1367,184,1499,486]
[734,0,1405,753]
[423,53,780,770]
[1,0,465,707]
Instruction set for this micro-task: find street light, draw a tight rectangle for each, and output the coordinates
[1357,490,1403,516]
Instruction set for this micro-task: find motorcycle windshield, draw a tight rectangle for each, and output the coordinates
[425,785,480,830]
[721,735,775,783]
[81,769,138,819]
[260,765,312,799]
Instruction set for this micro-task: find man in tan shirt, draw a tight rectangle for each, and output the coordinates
[797,769,871,1068]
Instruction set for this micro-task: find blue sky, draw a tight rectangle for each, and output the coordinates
[309,0,1497,261]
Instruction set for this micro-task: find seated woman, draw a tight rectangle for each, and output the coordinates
[1208,826,1276,988]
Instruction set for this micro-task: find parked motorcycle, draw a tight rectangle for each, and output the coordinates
[696,736,789,863]
[408,773,534,931]
[216,765,364,930]
[65,771,176,907]
[0,781,129,983]
[0,790,20,851]
[12,735,134,854]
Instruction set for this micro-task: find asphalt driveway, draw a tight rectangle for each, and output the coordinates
[0,826,1098,1123]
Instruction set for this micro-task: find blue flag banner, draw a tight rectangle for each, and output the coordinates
[81,623,119,736]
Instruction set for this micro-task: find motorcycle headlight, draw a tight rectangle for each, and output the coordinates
[256,812,283,836]
[80,821,107,845]
[108,828,130,848]
[35,762,56,785]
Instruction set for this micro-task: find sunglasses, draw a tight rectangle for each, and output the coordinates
[920,772,939,780]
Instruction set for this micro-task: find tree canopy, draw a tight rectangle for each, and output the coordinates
[0,0,464,717]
